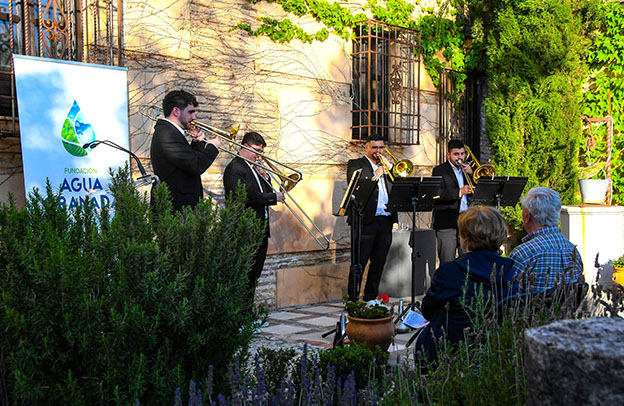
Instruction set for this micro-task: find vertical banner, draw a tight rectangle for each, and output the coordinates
[14,55,129,208]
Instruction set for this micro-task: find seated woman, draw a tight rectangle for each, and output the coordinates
[415,206,517,362]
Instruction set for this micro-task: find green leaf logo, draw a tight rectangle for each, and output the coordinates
[61,100,95,157]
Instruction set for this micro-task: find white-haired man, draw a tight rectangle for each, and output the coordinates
[509,187,583,293]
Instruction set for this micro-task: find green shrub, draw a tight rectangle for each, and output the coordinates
[0,166,265,405]
[318,342,388,392]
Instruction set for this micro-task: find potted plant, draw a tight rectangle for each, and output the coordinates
[344,294,395,352]
[612,255,624,286]
[579,127,610,204]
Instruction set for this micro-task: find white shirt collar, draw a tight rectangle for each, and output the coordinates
[162,118,185,136]
[365,155,380,170]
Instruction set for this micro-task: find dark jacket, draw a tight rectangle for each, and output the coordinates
[346,156,398,225]
[432,161,470,230]
[150,119,218,211]
[415,251,516,361]
[223,156,277,237]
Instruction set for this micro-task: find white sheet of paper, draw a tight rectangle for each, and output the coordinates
[403,310,429,329]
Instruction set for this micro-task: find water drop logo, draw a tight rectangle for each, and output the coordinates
[61,100,96,157]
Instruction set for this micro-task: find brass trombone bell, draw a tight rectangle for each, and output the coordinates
[261,157,302,192]
[385,147,414,178]
[464,145,496,182]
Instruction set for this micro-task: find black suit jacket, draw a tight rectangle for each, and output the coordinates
[346,156,398,226]
[150,119,219,211]
[223,156,277,236]
[432,161,470,230]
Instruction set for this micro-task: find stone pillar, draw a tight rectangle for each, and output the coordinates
[524,317,624,405]
[561,205,624,284]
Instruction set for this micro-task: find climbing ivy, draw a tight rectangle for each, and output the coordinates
[235,0,469,86]
[581,1,624,204]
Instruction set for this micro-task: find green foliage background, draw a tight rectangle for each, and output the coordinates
[0,168,265,404]
[582,1,624,205]
[470,0,601,227]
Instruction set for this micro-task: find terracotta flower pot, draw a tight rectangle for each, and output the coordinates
[346,315,394,352]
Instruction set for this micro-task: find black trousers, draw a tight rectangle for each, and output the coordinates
[350,215,393,301]
[247,231,269,311]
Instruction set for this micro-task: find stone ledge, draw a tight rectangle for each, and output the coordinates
[524,317,624,406]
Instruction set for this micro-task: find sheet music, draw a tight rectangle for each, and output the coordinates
[336,168,362,216]
[403,310,429,329]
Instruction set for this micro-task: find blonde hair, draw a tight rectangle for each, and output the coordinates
[457,206,508,251]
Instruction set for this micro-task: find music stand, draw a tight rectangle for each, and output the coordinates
[386,176,442,310]
[333,169,376,301]
[471,175,528,209]
[325,170,375,347]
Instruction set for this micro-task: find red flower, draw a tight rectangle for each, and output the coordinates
[377,294,389,303]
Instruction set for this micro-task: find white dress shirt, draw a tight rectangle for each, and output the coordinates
[247,161,269,219]
[365,156,391,216]
[449,161,468,213]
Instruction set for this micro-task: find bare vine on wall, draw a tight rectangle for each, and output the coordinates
[125,0,363,194]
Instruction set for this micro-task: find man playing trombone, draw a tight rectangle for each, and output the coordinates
[150,90,221,211]
[432,139,473,263]
[346,134,398,301]
[223,131,285,311]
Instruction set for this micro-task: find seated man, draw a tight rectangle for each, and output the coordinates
[509,187,583,294]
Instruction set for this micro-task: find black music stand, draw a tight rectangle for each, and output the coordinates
[387,176,442,313]
[325,170,375,347]
[333,169,376,301]
[471,175,528,209]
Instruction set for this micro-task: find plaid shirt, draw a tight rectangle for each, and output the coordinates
[509,226,583,293]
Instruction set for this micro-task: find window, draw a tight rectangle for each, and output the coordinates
[0,0,120,138]
[351,20,421,145]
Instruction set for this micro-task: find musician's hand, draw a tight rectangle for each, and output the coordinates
[460,185,472,195]
[375,166,385,177]
[206,137,221,149]
[256,165,268,178]
[276,192,286,203]
[190,128,206,142]
[461,163,473,175]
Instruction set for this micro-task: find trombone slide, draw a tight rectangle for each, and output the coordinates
[458,160,474,194]
[264,169,330,251]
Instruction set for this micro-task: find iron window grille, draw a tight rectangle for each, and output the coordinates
[0,0,122,138]
[351,20,421,145]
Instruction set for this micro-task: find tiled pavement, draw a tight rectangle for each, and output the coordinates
[251,298,420,364]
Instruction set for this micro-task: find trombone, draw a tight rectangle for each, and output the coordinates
[464,145,496,182]
[139,104,302,192]
[457,159,475,194]
[260,160,331,250]
[140,104,330,250]
[373,147,414,182]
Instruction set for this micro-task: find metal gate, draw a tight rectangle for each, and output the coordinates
[438,68,480,163]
